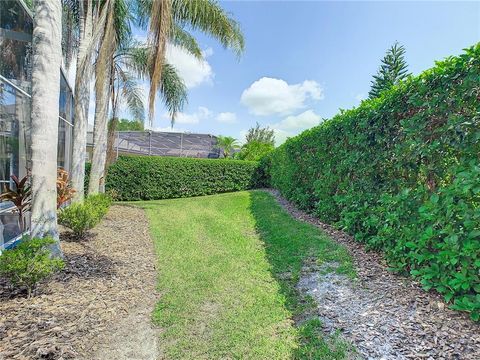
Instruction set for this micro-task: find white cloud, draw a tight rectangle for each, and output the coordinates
[269,110,323,145]
[162,106,212,125]
[240,77,324,116]
[166,44,214,89]
[216,112,237,124]
[273,110,321,131]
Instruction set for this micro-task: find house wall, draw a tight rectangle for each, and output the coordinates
[0,0,75,248]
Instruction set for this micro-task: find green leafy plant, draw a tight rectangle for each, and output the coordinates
[58,202,100,238]
[0,174,31,232]
[244,122,275,145]
[85,193,112,219]
[369,41,410,99]
[264,44,480,320]
[58,193,112,238]
[236,140,274,161]
[0,237,64,297]
[106,156,262,201]
[215,136,240,158]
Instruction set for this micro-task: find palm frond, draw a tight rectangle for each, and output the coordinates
[160,63,187,126]
[172,0,244,57]
[61,0,80,68]
[170,24,202,59]
[115,67,146,121]
[121,45,150,79]
[148,0,172,124]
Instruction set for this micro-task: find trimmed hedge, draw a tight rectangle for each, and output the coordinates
[106,156,262,201]
[264,44,480,320]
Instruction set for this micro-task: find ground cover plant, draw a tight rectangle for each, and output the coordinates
[0,237,64,297]
[107,155,261,201]
[264,44,480,320]
[58,194,112,238]
[138,191,355,359]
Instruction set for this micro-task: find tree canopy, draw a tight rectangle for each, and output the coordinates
[369,42,410,99]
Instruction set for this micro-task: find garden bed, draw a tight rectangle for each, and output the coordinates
[0,205,159,359]
[267,189,480,359]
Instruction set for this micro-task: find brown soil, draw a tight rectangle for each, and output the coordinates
[0,205,160,360]
[267,189,480,360]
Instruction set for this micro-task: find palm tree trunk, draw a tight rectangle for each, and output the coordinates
[88,8,115,195]
[105,117,118,169]
[30,0,62,256]
[71,0,93,201]
[88,64,112,195]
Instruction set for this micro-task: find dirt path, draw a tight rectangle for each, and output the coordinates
[267,189,480,360]
[0,205,160,360]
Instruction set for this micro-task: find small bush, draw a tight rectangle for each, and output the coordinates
[0,237,64,297]
[58,202,100,238]
[58,194,112,238]
[106,156,262,201]
[86,193,112,219]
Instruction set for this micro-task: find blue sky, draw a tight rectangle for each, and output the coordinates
[134,1,480,145]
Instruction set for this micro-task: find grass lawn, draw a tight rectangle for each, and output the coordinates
[137,190,355,359]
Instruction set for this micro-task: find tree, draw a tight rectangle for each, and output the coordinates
[138,0,245,124]
[369,42,410,99]
[115,119,145,131]
[88,0,120,195]
[91,35,189,192]
[245,122,275,146]
[29,0,63,256]
[236,141,274,161]
[70,0,94,201]
[89,0,245,193]
[105,42,188,168]
[216,136,240,158]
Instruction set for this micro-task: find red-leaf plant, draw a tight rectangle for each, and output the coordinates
[0,174,32,232]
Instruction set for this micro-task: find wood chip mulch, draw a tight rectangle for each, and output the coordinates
[266,189,480,360]
[0,205,159,360]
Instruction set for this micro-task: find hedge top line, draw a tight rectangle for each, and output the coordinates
[277,43,480,150]
[114,154,259,165]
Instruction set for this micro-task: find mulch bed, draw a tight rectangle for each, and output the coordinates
[266,189,480,360]
[0,205,158,360]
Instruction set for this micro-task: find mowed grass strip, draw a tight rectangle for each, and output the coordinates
[138,191,355,359]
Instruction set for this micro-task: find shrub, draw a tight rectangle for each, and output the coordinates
[236,141,274,161]
[58,202,100,238]
[58,193,112,238]
[106,156,261,201]
[0,237,64,297]
[86,193,112,219]
[266,45,480,320]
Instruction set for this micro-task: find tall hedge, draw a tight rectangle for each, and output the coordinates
[106,156,262,201]
[265,44,480,320]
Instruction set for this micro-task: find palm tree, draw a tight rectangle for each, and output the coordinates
[216,136,239,158]
[105,40,188,168]
[136,0,245,124]
[87,0,245,194]
[30,0,63,256]
[70,0,95,201]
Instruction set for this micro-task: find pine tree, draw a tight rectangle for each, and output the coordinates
[369,42,410,99]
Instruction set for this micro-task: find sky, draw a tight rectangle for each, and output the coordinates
[123,0,480,145]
